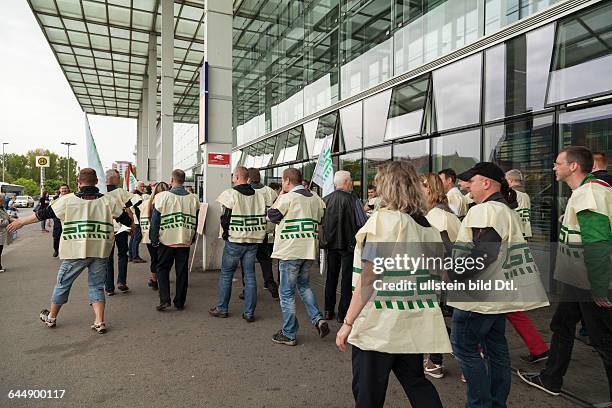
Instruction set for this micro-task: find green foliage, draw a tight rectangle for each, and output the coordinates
[13,178,39,196]
[2,149,78,191]
[45,179,65,193]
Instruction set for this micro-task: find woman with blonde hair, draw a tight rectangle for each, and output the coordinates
[141,182,169,290]
[336,161,451,408]
[420,172,462,380]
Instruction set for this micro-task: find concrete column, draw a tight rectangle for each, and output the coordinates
[136,109,143,179]
[140,78,149,182]
[159,0,174,181]
[201,0,233,270]
[146,34,157,181]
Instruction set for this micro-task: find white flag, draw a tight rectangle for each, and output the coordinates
[84,113,107,193]
[311,136,334,197]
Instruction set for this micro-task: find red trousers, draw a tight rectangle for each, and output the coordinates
[506,311,549,356]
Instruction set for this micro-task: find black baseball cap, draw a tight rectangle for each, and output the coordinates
[457,162,505,184]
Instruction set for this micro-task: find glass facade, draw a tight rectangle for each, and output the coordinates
[234,1,612,243]
[233,0,566,147]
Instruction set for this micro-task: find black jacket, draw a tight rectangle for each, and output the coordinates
[592,170,612,186]
[320,189,360,251]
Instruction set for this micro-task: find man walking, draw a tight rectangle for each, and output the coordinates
[321,170,367,322]
[268,168,329,346]
[248,167,279,300]
[149,169,199,311]
[449,162,549,408]
[104,169,141,295]
[7,168,131,334]
[519,146,612,401]
[128,180,148,263]
[51,184,70,257]
[209,166,268,321]
[438,168,468,218]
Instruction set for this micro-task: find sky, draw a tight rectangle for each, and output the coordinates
[0,0,136,171]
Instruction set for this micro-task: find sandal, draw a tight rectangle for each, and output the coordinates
[91,321,107,334]
[39,309,56,328]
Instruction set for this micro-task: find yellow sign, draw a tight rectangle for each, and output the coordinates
[36,156,50,167]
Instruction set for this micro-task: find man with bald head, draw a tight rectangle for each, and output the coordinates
[210,165,268,322]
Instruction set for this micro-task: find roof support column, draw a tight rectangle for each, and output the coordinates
[159,0,174,181]
[199,0,233,270]
[145,34,157,182]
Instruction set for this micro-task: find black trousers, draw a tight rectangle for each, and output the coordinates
[541,285,612,399]
[352,346,443,408]
[105,231,129,291]
[157,244,190,308]
[325,249,353,317]
[146,244,158,275]
[52,218,62,252]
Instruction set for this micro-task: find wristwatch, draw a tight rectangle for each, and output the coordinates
[343,319,353,327]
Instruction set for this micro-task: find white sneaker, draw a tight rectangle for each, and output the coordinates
[424,358,444,379]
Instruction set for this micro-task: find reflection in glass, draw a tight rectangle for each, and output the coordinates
[484,0,559,35]
[339,101,363,151]
[484,24,554,121]
[385,75,429,141]
[260,136,277,167]
[340,0,393,98]
[432,128,480,174]
[339,151,363,198]
[308,112,338,157]
[547,2,612,104]
[559,104,612,156]
[364,146,392,197]
[363,89,392,147]
[273,132,289,164]
[485,115,554,241]
[433,53,482,131]
[393,138,430,174]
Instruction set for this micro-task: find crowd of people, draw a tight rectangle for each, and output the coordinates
[3,145,611,407]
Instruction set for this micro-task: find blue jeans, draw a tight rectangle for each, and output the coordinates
[216,241,258,317]
[451,310,511,408]
[51,258,107,305]
[279,259,323,340]
[128,225,142,260]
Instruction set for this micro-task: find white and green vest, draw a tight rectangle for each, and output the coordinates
[426,207,461,242]
[555,180,612,290]
[348,209,452,354]
[106,188,136,233]
[140,199,151,244]
[447,189,468,218]
[448,200,549,314]
[217,188,267,244]
[51,193,123,259]
[515,190,532,238]
[271,191,325,260]
[255,185,278,241]
[155,191,199,246]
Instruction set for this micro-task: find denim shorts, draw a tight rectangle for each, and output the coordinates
[51,257,107,305]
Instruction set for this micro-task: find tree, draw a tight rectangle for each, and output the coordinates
[13,178,39,196]
[45,179,65,193]
[2,150,78,191]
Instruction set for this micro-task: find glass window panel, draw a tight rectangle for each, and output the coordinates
[364,146,392,198]
[432,53,482,131]
[339,151,363,198]
[559,104,612,163]
[385,74,428,140]
[340,0,393,98]
[363,89,392,147]
[283,127,304,163]
[310,112,338,157]
[485,0,560,35]
[432,128,481,174]
[395,0,424,26]
[261,136,277,167]
[485,115,554,241]
[339,100,363,151]
[547,2,612,104]
[273,132,289,164]
[485,24,555,121]
[393,138,430,174]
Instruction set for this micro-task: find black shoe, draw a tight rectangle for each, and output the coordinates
[134,257,147,263]
[147,280,159,290]
[156,302,171,311]
[117,283,130,293]
[316,320,330,338]
[272,330,296,346]
[517,371,560,396]
[52,250,58,258]
[268,285,279,300]
[174,304,184,311]
[336,314,345,324]
[238,290,245,300]
[520,351,549,364]
[242,313,255,323]
[105,290,115,296]
[323,310,335,320]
